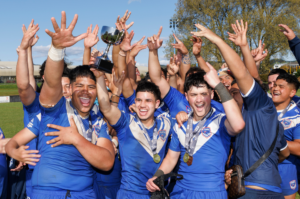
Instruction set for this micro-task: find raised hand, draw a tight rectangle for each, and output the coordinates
[84,25,99,48]
[171,34,188,55]
[190,36,202,56]
[227,20,248,47]
[129,36,147,58]
[90,68,105,78]
[279,24,296,41]
[45,11,88,49]
[20,19,39,51]
[119,23,137,52]
[204,62,221,88]
[167,56,180,76]
[13,145,40,166]
[116,10,134,31]
[147,26,163,51]
[251,40,268,62]
[191,24,220,43]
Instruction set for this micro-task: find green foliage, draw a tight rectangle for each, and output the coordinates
[260,74,269,83]
[294,69,300,77]
[165,0,300,73]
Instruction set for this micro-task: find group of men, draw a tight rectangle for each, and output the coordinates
[1,10,300,199]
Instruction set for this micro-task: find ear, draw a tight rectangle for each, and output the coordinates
[290,89,296,98]
[210,89,214,99]
[155,100,160,109]
[185,92,188,101]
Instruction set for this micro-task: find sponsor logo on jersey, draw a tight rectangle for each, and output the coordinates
[159,130,167,141]
[290,180,296,190]
[281,119,292,129]
[201,127,211,138]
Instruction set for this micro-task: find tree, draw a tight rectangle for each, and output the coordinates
[165,0,300,73]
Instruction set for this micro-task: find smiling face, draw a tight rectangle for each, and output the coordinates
[219,74,234,91]
[185,84,212,121]
[71,77,97,117]
[135,91,160,124]
[268,74,279,92]
[272,79,296,105]
[62,77,71,100]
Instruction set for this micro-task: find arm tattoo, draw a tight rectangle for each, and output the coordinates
[182,54,191,64]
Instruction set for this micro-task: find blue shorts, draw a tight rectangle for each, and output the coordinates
[170,184,227,199]
[116,188,151,199]
[26,169,34,198]
[31,188,96,199]
[279,164,298,196]
[238,188,284,199]
[94,183,120,199]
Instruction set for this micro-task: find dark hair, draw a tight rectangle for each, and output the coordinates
[184,71,211,93]
[185,67,205,78]
[231,79,237,86]
[69,65,96,84]
[62,67,71,78]
[143,72,151,82]
[136,81,161,101]
[277,73,300,90]
[268,69,287,77]
[161,68,167,79]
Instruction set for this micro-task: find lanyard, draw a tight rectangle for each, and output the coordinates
[185,108,213,156]
[135,115,159,155]
[70,102,93,142]
[278,102,293,120]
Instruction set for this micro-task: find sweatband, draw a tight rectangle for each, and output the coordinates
[153,169,164,177]
[48,45,65,61]
[112,138,118,148]
[214,82,233,103]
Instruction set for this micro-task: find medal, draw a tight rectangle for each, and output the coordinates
[186,156,193,166]
[183,153,189,163]
[153,154,161,163]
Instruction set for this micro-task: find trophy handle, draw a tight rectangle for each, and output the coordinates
[102,43,112,60]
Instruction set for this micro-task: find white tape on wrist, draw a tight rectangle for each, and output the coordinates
[112,138,118,148]
[48,45,65,61]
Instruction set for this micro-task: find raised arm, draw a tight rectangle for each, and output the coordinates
[166,55,180,88]
[204,63,245,136]
[250,40,268,75]
[191,36,209,73]
[16,20,39,106]
[40,11,87,106]
[83,25,99,65]
[192,23,253,94]
[148,27,170,98]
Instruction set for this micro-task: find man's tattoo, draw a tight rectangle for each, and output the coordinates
[182,54,191,64]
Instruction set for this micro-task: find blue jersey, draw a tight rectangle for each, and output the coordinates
[234,80,287,193]
[119,94,130,114]
[111,112,174,194]
[169,108,231,191]
[27,97,107,191]
[0,128,7,199]
[163,87,224,119]
[292,95,300,108]
[125,90,170,117]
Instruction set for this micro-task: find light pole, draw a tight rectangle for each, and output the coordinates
[170,18,179,55]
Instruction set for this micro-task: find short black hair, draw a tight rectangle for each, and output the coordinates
[161,68,167,79]
[136,81,161,101]
[277,73,300,90]
[231,79,237,86]
[69,65,96,84]
[185,67,205,78]
[62,67,71,78]
[184,71,211,93]
[268,69,287,77]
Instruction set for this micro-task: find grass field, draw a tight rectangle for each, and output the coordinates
[0,84,19,96]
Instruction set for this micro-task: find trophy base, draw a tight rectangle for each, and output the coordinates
[90,58,113,74]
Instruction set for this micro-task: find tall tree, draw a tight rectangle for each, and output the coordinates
[164,0,300,73]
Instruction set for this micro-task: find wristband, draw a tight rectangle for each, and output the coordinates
[214,82,233,103]
[48,45,65,61]
[110,100,119,105]
[153,169,164,177]
[112,93,120,97]
[112,138,119,148]
[119,50,127,57]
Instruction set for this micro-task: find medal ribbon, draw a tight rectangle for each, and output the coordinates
[278,102,293,120]
[134,115,159,156]
[185,108,213,156]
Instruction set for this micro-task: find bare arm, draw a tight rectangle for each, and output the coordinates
[27,47,37,91]
[167,56,180,88]
[191,36,209,72]
[286,140,300,156]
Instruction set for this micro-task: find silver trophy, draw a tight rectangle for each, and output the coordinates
[91,26,124,73]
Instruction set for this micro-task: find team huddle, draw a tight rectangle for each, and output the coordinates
[1,10,300,199]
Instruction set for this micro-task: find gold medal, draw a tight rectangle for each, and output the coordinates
[153,154,161,163]
[183,153,189,163]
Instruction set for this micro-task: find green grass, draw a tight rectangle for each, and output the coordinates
[0,84,19,96]
[0,102,24,138]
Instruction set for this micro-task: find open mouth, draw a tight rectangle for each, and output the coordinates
[225,85,230,90]
[272,91,280,97]
[195,103,205,111]
[139,109,148,116]
[79,97,91,106]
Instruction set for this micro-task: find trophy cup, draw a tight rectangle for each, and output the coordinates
[91,26,124,74]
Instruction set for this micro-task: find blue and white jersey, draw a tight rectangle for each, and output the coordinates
[278,101,300,165]
[125,90,170,117]
[111,112,174,195]
[27,97,107,191]
[0,128,7,199]
[169,108,231,191]
[163,87,224,119]
[234,80,287,193]
[292,95,300,108]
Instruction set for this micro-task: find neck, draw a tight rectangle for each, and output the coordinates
[275,99,292,111]
[141,117,155,128]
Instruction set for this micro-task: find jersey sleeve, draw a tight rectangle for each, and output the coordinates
[289,36,300,65]
[94,122,111,141]
[124,90,136,107]
[241,79,272,111]
[110,111,130,140]
[23,92,40,118]
[162,87,190,118]
[26,115,40,136]
[0,128,5,139]
[280,133,288,151]
[169,125,181,152]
